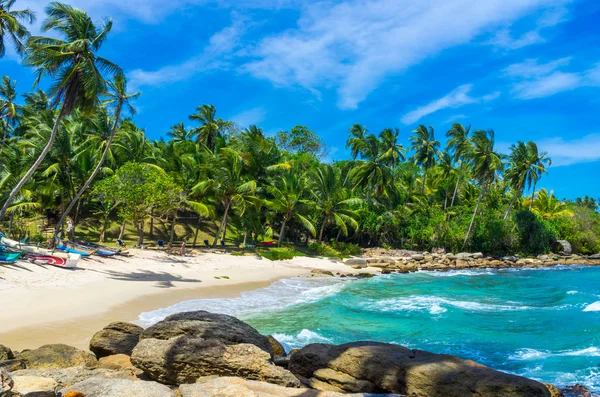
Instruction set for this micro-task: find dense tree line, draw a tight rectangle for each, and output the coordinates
[1,1,599,255]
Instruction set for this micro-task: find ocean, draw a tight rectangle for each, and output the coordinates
[138,266,600,390]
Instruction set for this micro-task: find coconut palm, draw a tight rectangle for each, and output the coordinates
[0,2,121,223]
[525,189,573,219]
[463,129,505,247]
[445,123,472,208]
[346,124,368,160]
[167,122,193,144]
[265,170,316,246]
[189,104,227,152]
[56,75,139,234]
[409,125,440,193]
[0,76,19,151]
[525,142,551,210]
[378,128,405,167]
[0,0,35,58]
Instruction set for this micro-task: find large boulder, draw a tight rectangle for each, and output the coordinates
[179,376,403,397]
[0,359,26,372]
[288,341,551,397]
[11,375,57,397]
[16,345,97,370]
[141,311,273,356]
[59,376,176,397]
[131,335,300,387]
[89,322,143,358]
[0,345,13,361]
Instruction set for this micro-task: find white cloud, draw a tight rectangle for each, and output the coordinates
[242,0,572,109]
[401,84,499,124]
[445,114,469,123]
[230,107,267,127]
[505,58,600,99]
[538,134,600,166]
[127,13,247,89]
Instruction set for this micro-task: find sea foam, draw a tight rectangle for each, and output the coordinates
[583,301,600,312]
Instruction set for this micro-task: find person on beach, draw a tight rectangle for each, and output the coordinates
[180,241,187,256]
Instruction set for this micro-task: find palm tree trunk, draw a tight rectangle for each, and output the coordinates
[318,216,328,243]
[213,201,231,247]
[529,182,537,210]
[421,172,427,194]
[99,217,109,243]
[463,185,485,249]
[137,220,144,246]
[118,219,126,240]
[503,189,521,220]
[278,219,287,247]
[149,207,155,239]
[193,216,201,247]
[444,190,448,211]
[169,210,179,247]
[55,106,123,234]
[243,231,248,247]
[7,212,14,236]
[0,107,66,223]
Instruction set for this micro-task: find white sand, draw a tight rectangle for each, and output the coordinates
[0,249,373,350]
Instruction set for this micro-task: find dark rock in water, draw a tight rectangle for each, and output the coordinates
[179,376,403,396]
[0,345,14,361]
[562,384,593,397]
[288,341,551,397]
[311,269,335,277]
[60,376,176,397]
[141,310,274,356]
[0,359,26,372]
[89,322,143,358]
[268,336,287,358]
[131,336,300,387]
[355,273,375,278]
[16,344,97,370]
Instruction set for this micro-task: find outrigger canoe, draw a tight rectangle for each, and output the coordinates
[55,236,97,257]
[74,239,120,257]
[0,249,23,264]
[27,253,77,269]
[0,233,81,266]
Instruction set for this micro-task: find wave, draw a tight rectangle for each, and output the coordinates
[419,270,496,277]
[583,301,600,312]
[137,277,349,327]
[271,329,332,351]
[510,347,600,361]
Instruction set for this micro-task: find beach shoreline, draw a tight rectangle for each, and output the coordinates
[0,249,375,351]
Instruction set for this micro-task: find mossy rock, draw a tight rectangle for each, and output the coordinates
[17,344,97,369]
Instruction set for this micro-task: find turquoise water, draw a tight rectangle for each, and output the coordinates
[139,266,600,390]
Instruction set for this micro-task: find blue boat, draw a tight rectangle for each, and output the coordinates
[0,247,24,263]
[74,239,120,257]
[55,237,97,257]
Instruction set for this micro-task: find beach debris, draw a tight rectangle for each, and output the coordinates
[60,377,175,397]
[89,322,143,359]
[16,344,97,370]
[289,341,553,397]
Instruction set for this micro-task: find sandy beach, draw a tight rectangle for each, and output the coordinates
[0,249,372,351]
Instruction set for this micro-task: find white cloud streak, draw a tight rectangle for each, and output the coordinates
[538,134,600,166]
[401,84,499,124]
[230,107,267,127]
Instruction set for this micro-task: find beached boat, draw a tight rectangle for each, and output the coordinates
[0,249,24,264]
[74,239,120,257]
[0,233,80,263]
[55,236,97,256]
[26,253,78,269]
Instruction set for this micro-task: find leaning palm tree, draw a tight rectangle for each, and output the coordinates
[525,141,551,210]
[0,0,35,58]
[0,2,121,223]
[445,123,472,208]
[463,129,505,247]
[409,125,440,193]
[55,75,139,234]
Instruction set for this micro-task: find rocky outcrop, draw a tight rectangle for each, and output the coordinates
[10,367,139,389]
[59,376,176,397]
[543,383,564,397]
[562,384,593,397]
[0,346,13,362]
[11,375,57,397]
[98,354,139,373]
[131,336,300,387]
[141,310,274,356]
[268,336,287,357]
[16,345,97,370]
[89,322,143,358]
[179,377,403,397]
[0,359,26,372]
[288,341,551,397]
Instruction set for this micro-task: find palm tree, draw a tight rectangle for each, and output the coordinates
[310,164,361,243]
[189,104,224,152]
[503,141,532,220]
[167,122,193,144]
[56,75,139,234]
[265,171,316,246]
[409,125,440,193]
[445,123,472,208]
[346,124,368,160]
[525,189,572,219]
[463,129,504,248]
[193,148,259,246]
[0,2,121,223]
[525,142,551,210]
[0,0,35,58]
[0,76,18,151]
[378,128,405,167]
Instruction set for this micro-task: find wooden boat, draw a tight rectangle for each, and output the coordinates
[0,233,80,263]
[0,249,24,264]
[55,236,97,256]
[74,239,120,257]
[26,253,78,269]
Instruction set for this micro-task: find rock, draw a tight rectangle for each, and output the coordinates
[456,252,473,259]
[562,384,592,397]
[355,273,375,278]
[11,367,139,389]
[59,376,176,397]
[179,377,402,397]
[131,336,301,387]
[502,256,519,262]
[311,270,335,277]
[98,354,138,372]
[351,265,366,269]
[12,375,57,397]
[89,322,143,358]
[588,253,600,259]
[288,341,551,396]
[1,369,15,395]
[410,254,424,261]
[379,257,396,265]
[345,259,367,268]
[63,392,86,397]
[0,359,27,372]
[472,252,484,259]
[16,345,97,370]
[141,310,273,356]
[268,336,287,358]
[0,345,14,362]
[455,259,469,268]
[543,383,564,397]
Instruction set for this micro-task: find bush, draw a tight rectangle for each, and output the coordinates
[330,240,362,256]
[257,247,297,261]
[308,242,341,257]
[514,210,556,255]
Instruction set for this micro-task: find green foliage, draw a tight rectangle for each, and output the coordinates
[514,210,556,255]
[277,126,325,158]
[330,240,362,256]
[308,242,341,258]
[257,247,305,261]
[550,206,600,255]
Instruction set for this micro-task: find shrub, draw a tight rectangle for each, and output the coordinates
[308,242,341,257]
[330,240,362,256]
[514,210,556,255]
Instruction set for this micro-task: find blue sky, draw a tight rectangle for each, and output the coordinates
[3,0,600,199]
